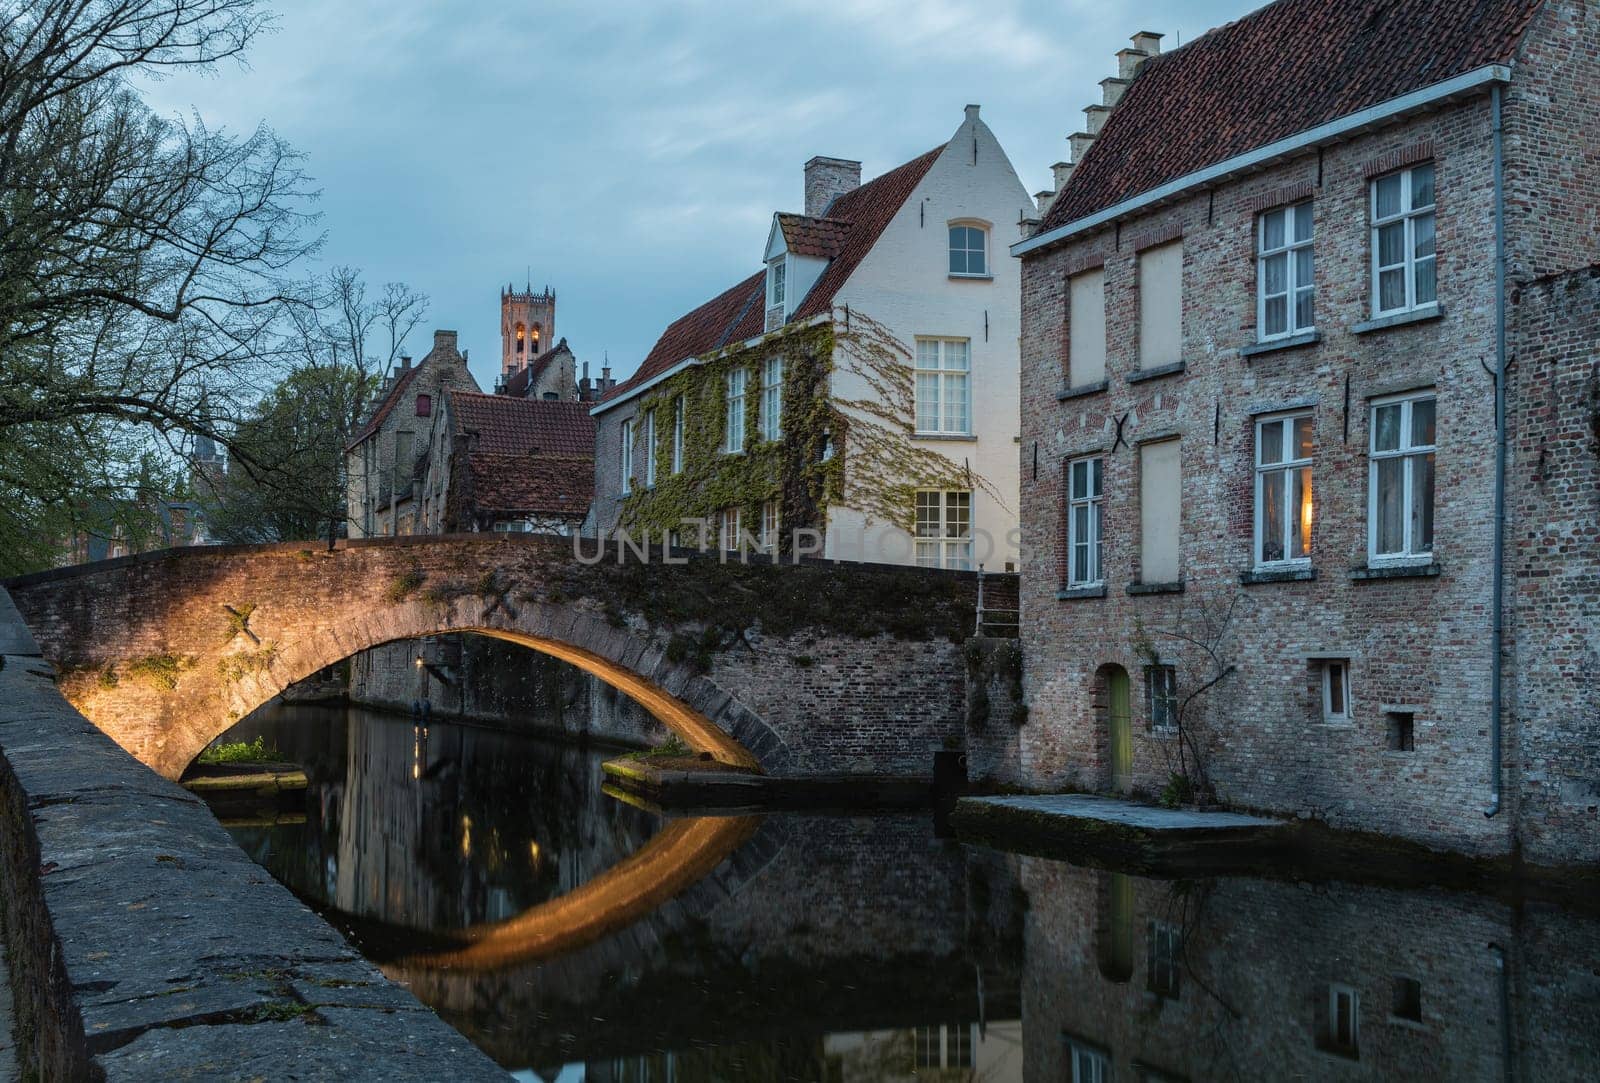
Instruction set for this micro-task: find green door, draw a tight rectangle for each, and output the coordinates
[1109,666,1132,792]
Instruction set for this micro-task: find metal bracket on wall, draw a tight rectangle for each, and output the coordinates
[1112,412,1131,453]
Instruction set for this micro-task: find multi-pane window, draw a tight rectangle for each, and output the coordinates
[642,409,656,489]
[915,490,972,569]
[767,258,785,308]
[671,396,684,475]
[719,506,741,552]
[760,357,784,441]
[1369,393,1436,561]
[1371,164,1436,315]
[619,419,633,496]
[1067,457,1103,587]
[1258,201,1314,339]
[948,224,988,276]
[1146,664,1178,732]
[760,499,779,554]
[1255,412,1314,566]
[914,338,971,435]
[725,368,747,452]
[1323,660,1351,723]
[1147,921,1182,999]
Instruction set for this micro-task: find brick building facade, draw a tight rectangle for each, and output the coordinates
[1013,0,1598,863]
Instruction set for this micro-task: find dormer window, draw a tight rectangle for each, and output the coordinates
[767,258,786,308]
[948,223,989,277]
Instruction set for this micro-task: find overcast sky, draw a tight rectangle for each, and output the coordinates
[140,0,1244,391]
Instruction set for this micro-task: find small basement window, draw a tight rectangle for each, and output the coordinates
[1387,710,1415,751]
[1391,977,1422,1023]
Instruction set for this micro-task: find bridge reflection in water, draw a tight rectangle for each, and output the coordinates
[213,701,1600,1081]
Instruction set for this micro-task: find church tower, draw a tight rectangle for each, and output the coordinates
[501,281,556,379]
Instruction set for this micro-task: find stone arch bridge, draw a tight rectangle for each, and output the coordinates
[3,535,1013,780]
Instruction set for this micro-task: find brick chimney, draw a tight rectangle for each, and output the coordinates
[433,329,458,352]
[804,156,861,217]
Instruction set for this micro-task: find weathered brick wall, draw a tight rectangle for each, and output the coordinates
[4,536,1009,783]
[1506,265,1600,865]
[1014,5,1599,860]
[1018,857,1600,1081]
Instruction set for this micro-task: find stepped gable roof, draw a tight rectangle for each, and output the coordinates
[1040,0,1543,233]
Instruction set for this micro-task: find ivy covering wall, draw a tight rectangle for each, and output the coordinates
[617,310,1003,550]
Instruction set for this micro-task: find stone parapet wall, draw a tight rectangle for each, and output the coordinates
[0,587,505,1081]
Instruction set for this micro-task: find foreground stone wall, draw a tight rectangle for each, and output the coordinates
[0,588,505,1081]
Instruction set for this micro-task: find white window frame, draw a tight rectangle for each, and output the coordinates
[759,356,783,441]
[914,489,973,570]
[1370,163,1437,317]
[1257,200,1314,340]
[767,258,786,309]
[948,223,989,277]
[671,395,684,475]
[1367,392,1436,564]
[619,418,634,496]
[1322,659,1352,724]
[914,337,971,436]
[725,368,747,453]
[642,408,656,489]
[1066,456,1103,588]
[760,499,779,554]
[1253,411,1314,569]
[719,506,742,552]
[1146,663,1178,733]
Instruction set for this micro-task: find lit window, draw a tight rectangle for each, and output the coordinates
[1147,921,1181,999]
[1368,393,1435,561]
[1371,164,1436,316]
[914,338,971,435]
[1146,664,1177,733]
[767,259,786,308]
[1067,456,1103,587]
[1255,412,1314,567]
[1258,201,1314,339]
[671,395,685,474]
[759,356,784,441]
[1322,660,1351,723]
[619,419,634,496]
[949,224,988,276]
[915,490,972,569]
[719,506,742,552]
[760,499,780,554]
[725,368,747,452]
[515,322,526,353]
[643,409,656,489]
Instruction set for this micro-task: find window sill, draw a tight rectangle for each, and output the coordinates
[1352,304,1444,335]
[1239,330,1321,359]
[912,432,978,442]
[1127,360,1186,384]
[948,273,993,282]
[1058,380,1108,402]
[1057,584,1107,600]
[1127,580,1185,596]
[1240,566,1317,585]
[1350,561,1442,582]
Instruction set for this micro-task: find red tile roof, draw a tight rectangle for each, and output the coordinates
[446,391,595,456]
[776,213,848,259]
[500,339,571,398]
[466,453,593,519]
[1040,0,1543,233]
[599,146,943,407]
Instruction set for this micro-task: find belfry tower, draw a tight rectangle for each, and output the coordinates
[500,281,556,378]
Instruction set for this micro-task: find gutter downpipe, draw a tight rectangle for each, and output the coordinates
[1486,82,1507,819]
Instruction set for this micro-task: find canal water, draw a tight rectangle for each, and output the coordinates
[210,701,1600,1082]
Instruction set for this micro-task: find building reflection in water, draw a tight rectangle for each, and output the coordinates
[214,699,1599,1082]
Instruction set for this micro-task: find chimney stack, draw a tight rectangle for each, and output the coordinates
[1131,30,1164,56]
[433,329,458,352]
[399,355,412,371]
[804,156,861,217]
